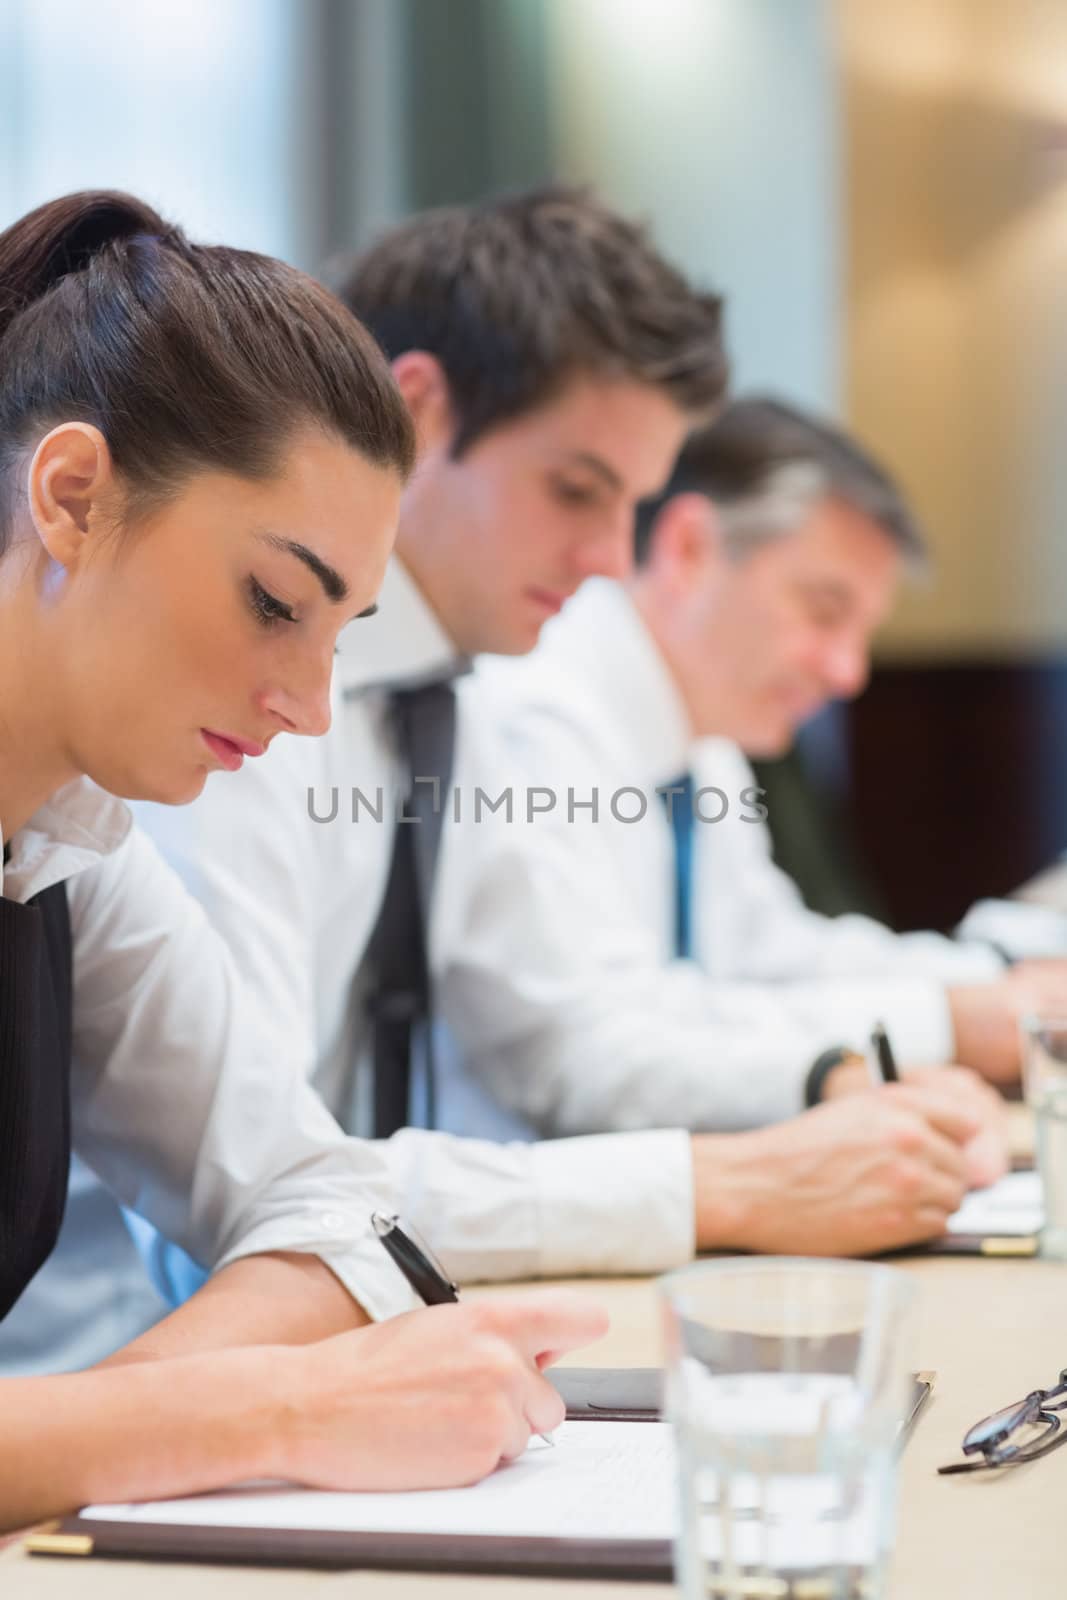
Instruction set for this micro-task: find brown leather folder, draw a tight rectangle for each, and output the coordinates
[917,1234,1038,1257]
[24,1369,932,1577]
[25,1516,673,1579]
[26,1377,674,1579]
[550,1365,663,1420]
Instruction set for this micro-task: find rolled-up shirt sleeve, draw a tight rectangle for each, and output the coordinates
[380,1126,695,1283]
[67,827,416,1321]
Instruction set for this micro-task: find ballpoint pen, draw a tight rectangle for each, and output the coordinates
[371,1211,556,1445]
[372,1210,460,1305]
[871,1020,899,1083]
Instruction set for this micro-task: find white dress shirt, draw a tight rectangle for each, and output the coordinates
[120,559,695,1295]
[0,776,416,1376]
[451,578,1003,1135]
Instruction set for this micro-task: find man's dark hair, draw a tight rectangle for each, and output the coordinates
[633,395,928,566]
[329,186,728,455]
[0,190,415,557]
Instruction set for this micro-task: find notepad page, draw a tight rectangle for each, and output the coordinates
[945,1170,1043,1236]
[81,1420,676,1542]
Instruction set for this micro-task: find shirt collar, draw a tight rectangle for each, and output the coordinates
[333,557,465,697]
[542,579,694,788]
[0,777,132,903]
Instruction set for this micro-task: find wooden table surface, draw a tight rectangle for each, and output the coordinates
[5,1109,1062,1599]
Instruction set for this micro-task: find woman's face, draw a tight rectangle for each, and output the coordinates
[42,427,401,804]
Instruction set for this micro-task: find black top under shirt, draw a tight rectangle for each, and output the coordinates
[0,842,74,1322]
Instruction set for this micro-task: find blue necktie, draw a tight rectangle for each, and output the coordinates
[660,772,695,960]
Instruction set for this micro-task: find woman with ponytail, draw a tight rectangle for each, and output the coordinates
[0,192,602,1529]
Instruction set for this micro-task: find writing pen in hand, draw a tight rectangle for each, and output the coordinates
[372,1210,460,1304]
[371,1211,556,1446]
[871,1021,900,1083]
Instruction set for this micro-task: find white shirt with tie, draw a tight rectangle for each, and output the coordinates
[1,557,691,1376]
[447,577,1003,1137]
[137,558,695,1274]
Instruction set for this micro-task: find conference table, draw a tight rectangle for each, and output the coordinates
[5,1108,1063,1599]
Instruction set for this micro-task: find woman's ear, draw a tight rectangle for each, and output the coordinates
[27,423,115,569]
[390,352,456,459]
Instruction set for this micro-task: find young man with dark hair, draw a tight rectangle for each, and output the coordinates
[332,187,725,460]
[326,187,728,658]
[0,199,986,1374]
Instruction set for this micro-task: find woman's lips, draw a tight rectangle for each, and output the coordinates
[526,586,568,617]
[200,730,266,771]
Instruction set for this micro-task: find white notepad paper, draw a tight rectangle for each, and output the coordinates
[945,1170,1043,1236]
[78,1396,919,1570]
[81,1421,676,1543]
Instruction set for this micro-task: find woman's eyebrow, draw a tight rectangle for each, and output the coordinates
[255,532,348,603]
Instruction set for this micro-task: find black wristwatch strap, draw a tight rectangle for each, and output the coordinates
[804,1045,860,1108]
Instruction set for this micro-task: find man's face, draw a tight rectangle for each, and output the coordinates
[665,495,903,756]
[397,375,690,656]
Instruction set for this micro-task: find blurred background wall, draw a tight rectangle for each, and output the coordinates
[3,0,1066,929]
[0,0,840,404]
[839,0,1067,926]
[843,0,1067,661]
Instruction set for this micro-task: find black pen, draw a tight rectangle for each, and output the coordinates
[371,1212,556,1446]
[372,1210,459,1304]
[871,1021,900,1083]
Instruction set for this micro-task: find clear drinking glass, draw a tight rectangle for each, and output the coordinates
[661,1258,915,1600]
[1022,1014,1067,1261]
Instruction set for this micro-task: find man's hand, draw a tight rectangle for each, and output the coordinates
[896,1065,1008,1187]
[691,1086,980,1258]
[949,961,1067,1084]
[822,1058,1009,1188]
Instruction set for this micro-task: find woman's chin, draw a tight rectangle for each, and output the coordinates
[104,765,209,808]
[160,767,211,806]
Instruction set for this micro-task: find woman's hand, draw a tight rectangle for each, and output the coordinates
[269,1290,609,1491]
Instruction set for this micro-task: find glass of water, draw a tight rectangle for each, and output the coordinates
[661,1258,915,1600]
[1022,1014,1067,1261]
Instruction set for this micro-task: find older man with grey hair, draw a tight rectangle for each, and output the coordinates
[450,397,1067,1153]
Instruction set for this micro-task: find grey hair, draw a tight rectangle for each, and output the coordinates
[715,460,826,554]
[635,395,929,574]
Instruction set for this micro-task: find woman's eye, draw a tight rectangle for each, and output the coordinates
[247,576,296,628]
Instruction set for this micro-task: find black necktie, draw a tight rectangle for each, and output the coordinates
[366,680,457,1138]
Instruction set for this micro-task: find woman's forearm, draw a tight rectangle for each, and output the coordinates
[98,1252,368,1367]
[2,1291,608,1533]
[1,1347,285,1533]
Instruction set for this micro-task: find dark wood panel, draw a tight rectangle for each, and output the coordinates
[841,661,1067,931]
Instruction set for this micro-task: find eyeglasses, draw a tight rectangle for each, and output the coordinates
[939,1368,1067,1475]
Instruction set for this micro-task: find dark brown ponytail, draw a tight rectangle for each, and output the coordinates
[0,190,415,557]
[0,191,172,337]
